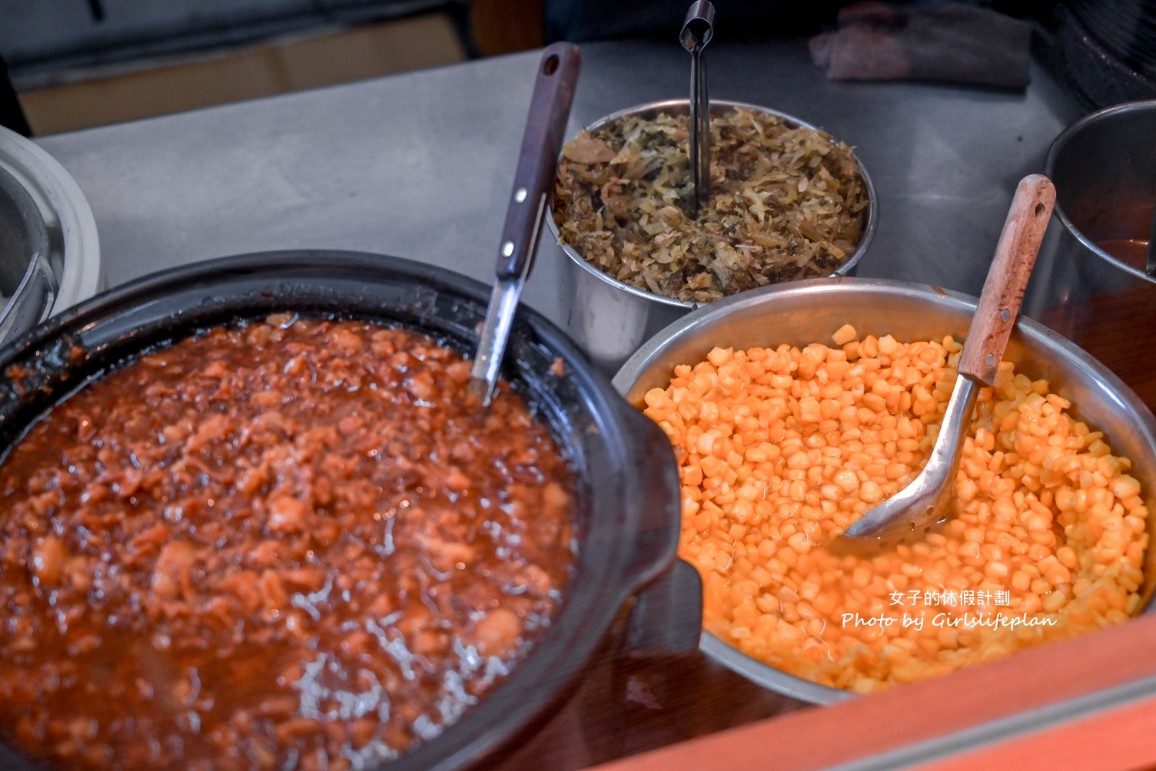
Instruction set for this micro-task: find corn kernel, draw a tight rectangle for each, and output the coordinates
[644,326,1148,696]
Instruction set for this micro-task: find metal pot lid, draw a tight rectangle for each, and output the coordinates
[0,163,55,342]
[0,125,101,327]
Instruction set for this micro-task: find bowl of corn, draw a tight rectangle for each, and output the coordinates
[612,277,1155,702]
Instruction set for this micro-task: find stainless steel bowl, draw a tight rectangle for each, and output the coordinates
[0,125,102,345]
[1023,100,1156,411]
[547,99,877,376]
[612,277,1156,704]
[0,163,53,342]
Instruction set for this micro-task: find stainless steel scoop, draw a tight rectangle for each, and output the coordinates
[0,165,56,343]
[842,174,1056,543]
[681,0,715,217]
[470,43,581,405]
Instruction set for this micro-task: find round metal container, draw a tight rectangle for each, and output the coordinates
[547,99,877,376]
[0,126,102,327]
[613,277,1156,704]
[1023,100,1156,411]
[0,164,52,341]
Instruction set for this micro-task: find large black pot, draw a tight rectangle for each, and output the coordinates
[0,250,701,770]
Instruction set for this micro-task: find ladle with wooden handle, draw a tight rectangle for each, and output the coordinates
[469,42,581,406]
[842,174,1056,543]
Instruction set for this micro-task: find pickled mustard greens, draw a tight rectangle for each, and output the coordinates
[552,106,871,304]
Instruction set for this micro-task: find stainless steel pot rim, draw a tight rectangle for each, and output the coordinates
[547,98,878,309]
[0,125,102,314]
[560,230,696,309]
[614,275,1140,393]
[700,632,852,704]
[1045,99,1156,287]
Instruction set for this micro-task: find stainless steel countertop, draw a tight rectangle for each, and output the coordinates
[35,38,1084,325]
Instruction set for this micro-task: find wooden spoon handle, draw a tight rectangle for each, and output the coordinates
[957,174,1056,385]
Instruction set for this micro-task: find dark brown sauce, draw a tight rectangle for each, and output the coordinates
[0,316,577,770]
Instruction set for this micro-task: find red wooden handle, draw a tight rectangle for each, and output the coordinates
[956,174,1056,384]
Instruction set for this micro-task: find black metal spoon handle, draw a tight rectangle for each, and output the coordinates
[681,1,715,217]
[494,42,581,281]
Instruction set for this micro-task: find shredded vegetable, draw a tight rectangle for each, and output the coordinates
[553,107,871,303]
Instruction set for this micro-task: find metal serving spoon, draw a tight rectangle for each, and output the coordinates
[842,174,1056,543]
[681,0,715,217]
[470,42,581,406]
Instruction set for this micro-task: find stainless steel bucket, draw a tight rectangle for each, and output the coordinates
[1022,100,1156,409]
[547,99,877,375]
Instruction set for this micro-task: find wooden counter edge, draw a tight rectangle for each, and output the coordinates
[588,613,1156,771]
